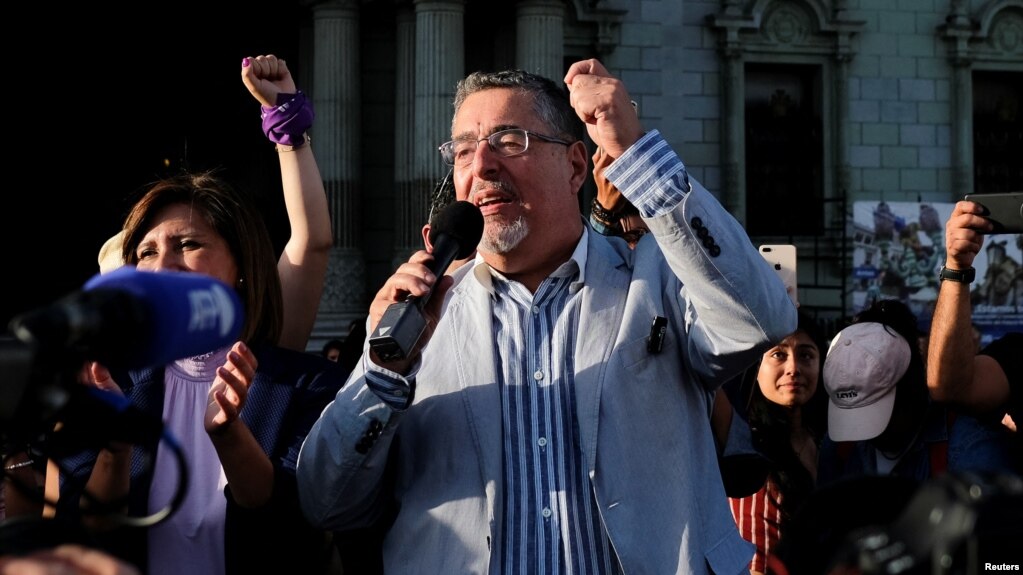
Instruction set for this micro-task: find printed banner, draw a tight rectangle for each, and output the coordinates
[849,201,1023,347]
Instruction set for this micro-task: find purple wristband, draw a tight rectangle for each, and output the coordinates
[261,91,314,147]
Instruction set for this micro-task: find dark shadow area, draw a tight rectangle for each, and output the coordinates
[4,1,303,330]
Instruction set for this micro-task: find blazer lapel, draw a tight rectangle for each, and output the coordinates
[574,235,630,471]
[447,272,504,529]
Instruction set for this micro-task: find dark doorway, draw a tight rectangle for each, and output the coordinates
[973,70,1023,194]
[744,62,825,236]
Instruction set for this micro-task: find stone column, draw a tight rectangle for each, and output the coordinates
[516,0,564,79]
[834,56,852,197]
[721,50,745,223]
[943,0,974,197]
[413,0,465,240]
[951,60,973,195]
[392,6,420,268]
[311,0,365,346]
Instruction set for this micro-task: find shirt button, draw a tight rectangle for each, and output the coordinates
[542,507,552,518]
[532,306,540,314]
[533,370,544,381]
[537,437,547,447]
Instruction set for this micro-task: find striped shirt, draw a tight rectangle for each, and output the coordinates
[482,232,618,575]
[729,479,783,573]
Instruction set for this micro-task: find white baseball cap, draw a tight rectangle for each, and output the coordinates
[98,230,126,274]
[824,322,912,441]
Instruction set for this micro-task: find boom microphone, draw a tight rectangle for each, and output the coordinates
[9,267,244,370]
[369,201,483,362]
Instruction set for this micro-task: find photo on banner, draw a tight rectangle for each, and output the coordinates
[849,200,1023,347]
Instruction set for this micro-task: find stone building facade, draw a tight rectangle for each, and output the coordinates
[294,0,1021,349]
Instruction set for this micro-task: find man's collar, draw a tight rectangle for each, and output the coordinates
[471,226,588,294]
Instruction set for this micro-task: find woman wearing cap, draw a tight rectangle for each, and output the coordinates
[712,311,829,575]
[817,299,1016,484]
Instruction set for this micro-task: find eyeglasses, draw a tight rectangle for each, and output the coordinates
[439,128,574,167]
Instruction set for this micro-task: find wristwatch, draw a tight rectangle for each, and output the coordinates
[938,265,975,284]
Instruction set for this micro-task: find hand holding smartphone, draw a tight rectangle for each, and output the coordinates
[760,245,798,307]
[963,192,1023,234]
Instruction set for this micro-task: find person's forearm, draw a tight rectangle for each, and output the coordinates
[210,420,274,508]
[82,447,131,505]
[927,278,975,403]
[607,133,796,380]
[277,145,332,351]
[80,446,131,529]
[279,145,331,251]
[297,379,396,530]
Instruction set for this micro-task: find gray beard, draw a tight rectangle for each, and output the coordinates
[479,216,528,254]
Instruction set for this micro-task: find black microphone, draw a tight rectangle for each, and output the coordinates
[369,201,483,362]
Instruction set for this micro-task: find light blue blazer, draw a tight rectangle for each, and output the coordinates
[298,181,797,574]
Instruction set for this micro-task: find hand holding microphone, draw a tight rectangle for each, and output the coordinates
[368,201,483,365]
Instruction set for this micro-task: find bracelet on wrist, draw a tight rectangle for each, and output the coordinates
[276,133,310,153]
[262,91,314,147]
[4,458,34,471]
[591,196,621,225]
[589,213,619,236]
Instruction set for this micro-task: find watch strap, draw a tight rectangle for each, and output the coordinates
[938,265,975,284]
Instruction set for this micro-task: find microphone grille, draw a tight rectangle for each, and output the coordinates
[429,201,484,259]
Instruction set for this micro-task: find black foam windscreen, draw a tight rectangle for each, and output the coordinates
[428,201,484,259]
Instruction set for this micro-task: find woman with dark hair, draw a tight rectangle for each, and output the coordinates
[713,311,828,575]
[53,171,346,575]
[50,54,345,575]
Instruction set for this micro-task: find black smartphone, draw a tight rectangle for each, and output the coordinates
[963,192,1023,234]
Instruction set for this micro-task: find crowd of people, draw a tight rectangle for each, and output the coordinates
[2,53,1020,575]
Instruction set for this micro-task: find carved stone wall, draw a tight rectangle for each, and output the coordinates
[941,0,1023,195]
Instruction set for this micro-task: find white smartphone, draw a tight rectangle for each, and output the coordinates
[759,244,798,306]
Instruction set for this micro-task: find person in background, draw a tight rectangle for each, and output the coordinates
[54,171,345,575]
[817,299,1017,484]
[586,104,650,249]
[927,199,1021,436]
[296,59,795,574]
[712,311,828,575]
[49,53,345,575]
[89,54,331,353]
[321,339,344,363]
[335,319,367,377]
[37,52,337,521]
[237,53,333,352]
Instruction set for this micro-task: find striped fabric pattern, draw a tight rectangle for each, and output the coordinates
[491,263,617,575]
[729,480,784,573]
